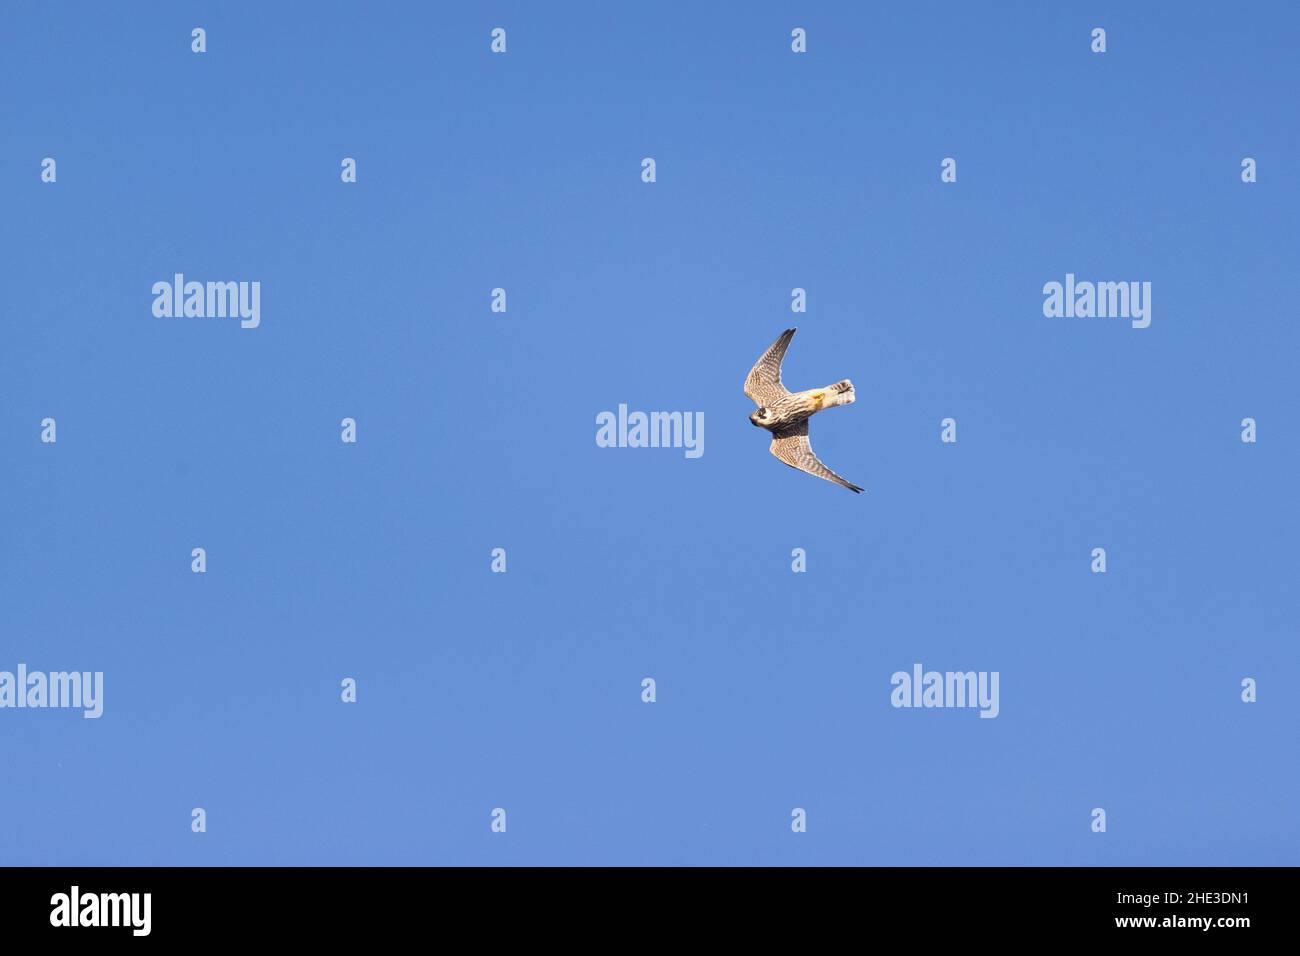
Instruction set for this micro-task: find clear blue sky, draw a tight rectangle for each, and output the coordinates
[2,2,1296,865]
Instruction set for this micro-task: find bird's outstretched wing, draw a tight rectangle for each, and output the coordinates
[770,420,863,493]
[744,328,796,406]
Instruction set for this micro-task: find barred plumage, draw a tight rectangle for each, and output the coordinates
[745,329,864,493]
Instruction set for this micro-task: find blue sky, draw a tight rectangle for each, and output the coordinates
[1,1,1296,865]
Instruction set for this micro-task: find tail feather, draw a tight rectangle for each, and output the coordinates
[829,379,855,407]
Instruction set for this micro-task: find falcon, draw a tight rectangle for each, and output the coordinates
[744,328,864,493]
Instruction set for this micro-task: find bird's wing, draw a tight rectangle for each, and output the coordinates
[770,420,864,493]
[744,328,796,406]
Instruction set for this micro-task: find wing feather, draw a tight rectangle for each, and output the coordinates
[770,420,863,493]
[744,328,796,406]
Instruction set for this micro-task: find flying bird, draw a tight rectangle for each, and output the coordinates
[745,328,864,493]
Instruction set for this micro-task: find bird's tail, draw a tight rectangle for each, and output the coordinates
[827,379,855,407]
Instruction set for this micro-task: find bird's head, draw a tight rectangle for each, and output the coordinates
[750,406,771,427]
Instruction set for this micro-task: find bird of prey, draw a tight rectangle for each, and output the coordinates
[745,328,864,493]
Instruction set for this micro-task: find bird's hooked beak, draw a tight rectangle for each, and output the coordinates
[749,409,764,426]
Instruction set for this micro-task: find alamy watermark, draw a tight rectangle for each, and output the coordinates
[596,404,704,459]
[890,663,999,718]
[152,274,261,328]
[1042,273,1151,329]
[0,664,103,718]
[50,886,150,936]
